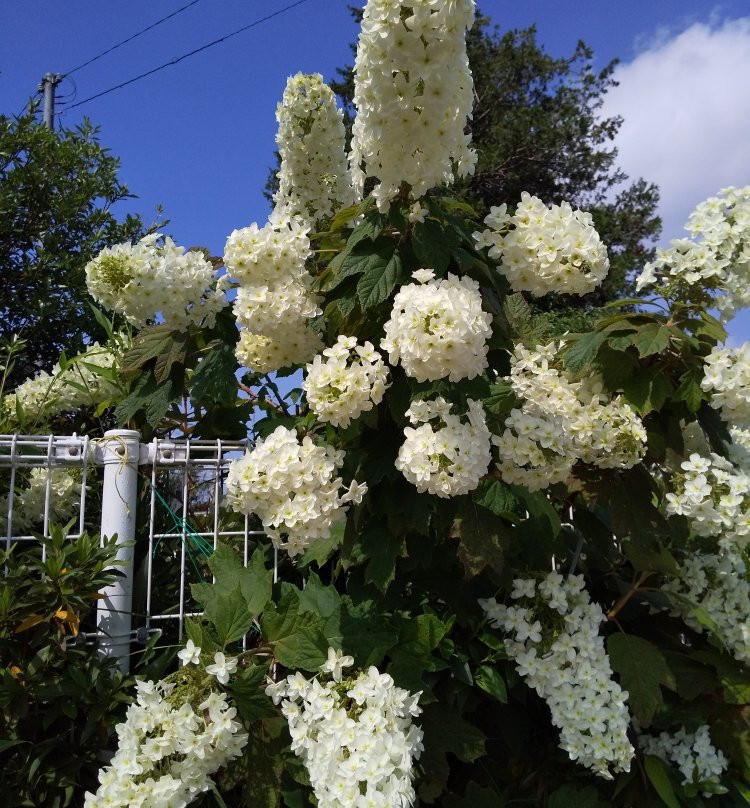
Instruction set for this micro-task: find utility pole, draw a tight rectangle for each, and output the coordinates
[38,73,63,128]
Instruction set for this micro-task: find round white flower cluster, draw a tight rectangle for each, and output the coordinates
[266,648,424,808]
[225,426,366,557]
[395,397,491,497]
[729,425,750,470]
[273,72,356,227]
[701,343,750,426]
[84,677,247,808]
[640,725,728,794]
[0,467,81,535]
[3,342,119,426]
[494,343,647,491]
[225,213,323,372]
[480,573,634,779]
[303,336,389,428]
[381,269,492,382]
[86,234,229,329]
[665,453,750,542]
[474,193,610,296]
[661,549,750,665]
[636,186,750,322]
[350,0,477,211]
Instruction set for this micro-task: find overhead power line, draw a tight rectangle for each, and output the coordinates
[65,0,313,112]
[63,0,202,77]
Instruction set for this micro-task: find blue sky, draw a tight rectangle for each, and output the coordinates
[2,0,749,337]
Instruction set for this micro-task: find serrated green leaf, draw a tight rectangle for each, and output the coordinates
[607,634,676,725]
[260,589,329,671]
[564,331,606,373]
[207,543,272,621]
[674,366,705,412]
[474,480,517,518]
[324,241,395,292]
[622,537,679,575]
[362,525,407,591]
[549,784,611,808]
[634,323,671,357]
[228,662,277,721]
[450,500,509,578]
[357,250,404,308]
[191,343,238,405]
[119,325,175,377]
[205,584,253,648]
[412,220,451,273]
[622,370,672,415]
[153,330,189,383]
[644,755,681,808]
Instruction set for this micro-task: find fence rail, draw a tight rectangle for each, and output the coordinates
[0,430,266,672]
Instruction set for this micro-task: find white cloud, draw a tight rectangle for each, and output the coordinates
[603,16,750,243]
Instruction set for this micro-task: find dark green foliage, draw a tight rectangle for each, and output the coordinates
[0,103,147,386]
[0,526,133,807]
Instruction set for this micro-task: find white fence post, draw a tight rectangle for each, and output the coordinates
[96,429,140,674]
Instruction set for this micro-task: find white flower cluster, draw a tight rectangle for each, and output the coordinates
[396,397,491,497]
[273,72,356,227]
[640,725,728,794]
[266,649,424,808]
[474,194,610,296]
[303,336,389,428]
[84,677,247,808]
[225,213,323,372]
[480,573,634,779]
[701,343,750,426]
[381,269,491,382]
[3,342,119,426]
[494,343,647,491]
[661,549,750,665]
[0,468,81,535]
[225,426,366,556]
[636,186,750,322]
[665,453,750,542]
[86,234,229,329]
[350,0,477,210]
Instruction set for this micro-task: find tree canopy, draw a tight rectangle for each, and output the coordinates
[0,103,145,386]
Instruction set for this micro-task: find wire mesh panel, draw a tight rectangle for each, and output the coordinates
[139,437,267,642]
[0,434,96,553]
[1,433,267,666]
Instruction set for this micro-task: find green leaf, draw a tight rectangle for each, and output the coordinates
[362,526,407,591]
[207,543,272,621]
[114,372,176,427]
[357,250,404,309]
[622,537,679,575]
[228,662,277,721]
[549,784,611,808]
[153,330,189,383]
[502,293,533,340]
[563,331,606,373]
[474,665,507,703]
[443,783,505,808]
[347,209,386,249]
[119,325,175,377]
[339,597,399,668]
[205,584,253,648]
[674,366,705,413]
[412,220,451,273]
[323,241,395,292]
[607,634,676,725]
[389,614,450,695]
[260,589,329,671]
[450,500,509,578]
[239,724,284,808]
[190,343,238,405]
[644,755,681,808]
[634,323,670,357]
[622,370,672,415]
[474,480,517,519]
[692,649,750,705]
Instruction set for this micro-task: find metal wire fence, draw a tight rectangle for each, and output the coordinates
[0,430,268,671]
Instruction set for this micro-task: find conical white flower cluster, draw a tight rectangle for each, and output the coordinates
[86,234,229,329]
[474,194,609,296]
[636,186,750,322]
[396,397,491,497]
[350,0,477,211]
[480,573,634,779]
[640,725,728,794]
[665,452,750,542]
[225,426,366,556]
[0,467,81,535]
[224,212,323,372]
[273,72,356,228]
[303,336,389,428]
[381,269,492,382]
[494,343,646,491]
[84,678,247,808]
[701,343,750,427]
[662,549,750,665]
[266,650,424,808]
[2,341,120,426]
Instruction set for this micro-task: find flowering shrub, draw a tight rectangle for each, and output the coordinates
[6,1,750,806]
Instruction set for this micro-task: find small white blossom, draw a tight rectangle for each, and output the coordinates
[177,639,202,666]
[205,652,238,685]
